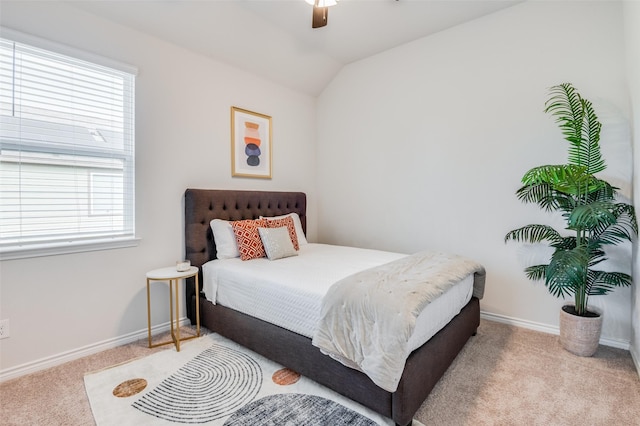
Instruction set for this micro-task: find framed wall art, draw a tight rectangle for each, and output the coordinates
[231,107,272,179]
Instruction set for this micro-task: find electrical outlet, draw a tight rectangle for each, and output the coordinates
[0,319,10,339]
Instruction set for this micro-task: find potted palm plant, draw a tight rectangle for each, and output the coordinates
[505,83,637,356]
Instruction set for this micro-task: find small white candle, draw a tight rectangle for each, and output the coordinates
[176,260,191,272]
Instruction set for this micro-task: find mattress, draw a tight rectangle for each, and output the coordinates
[202,243,473,353]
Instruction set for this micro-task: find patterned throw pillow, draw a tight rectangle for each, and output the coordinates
[258,227,298,260]
[231,218,268,261]
[265,216,299,250]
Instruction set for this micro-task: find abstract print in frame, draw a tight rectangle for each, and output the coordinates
[231,106,272,179]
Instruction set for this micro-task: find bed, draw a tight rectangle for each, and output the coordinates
[184,188,484,426]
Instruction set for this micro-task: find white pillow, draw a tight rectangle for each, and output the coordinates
[210,219,240,259]
[261,212,308,245]
[258,227,298,260]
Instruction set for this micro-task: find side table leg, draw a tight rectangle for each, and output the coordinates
[146,278,152,348]
[174,279,181,351]
[169,278,175,347]
[195,273,200,337]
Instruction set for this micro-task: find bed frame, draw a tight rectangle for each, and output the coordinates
[184,188,480,426]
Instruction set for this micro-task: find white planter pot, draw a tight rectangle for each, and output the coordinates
[559,304,603,357]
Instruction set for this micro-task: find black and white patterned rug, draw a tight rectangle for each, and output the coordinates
[84,334,392,425]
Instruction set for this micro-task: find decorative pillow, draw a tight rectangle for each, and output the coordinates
[265,215,299,250]
[258,227,298,260]
[261,213,308,245]
[210,219,240,259]
[231,218,268,261]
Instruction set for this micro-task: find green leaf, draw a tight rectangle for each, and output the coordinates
[589,203,637,244]
[587,270,632,296]
[544,83,584,146]
[505,225,562,244]
[520,164,603,198]
[525,264,547,281]
[544,83,605,174]
[575,98,605,174]
[515,183,573,212]
[587,179,616,203]
[521,164,582,186]
[567,202,617,230]
[615,203,638,234]
[549,236,577,250]
[545,247,589,298]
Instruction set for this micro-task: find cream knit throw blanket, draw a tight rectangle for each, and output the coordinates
[312,251,486,392]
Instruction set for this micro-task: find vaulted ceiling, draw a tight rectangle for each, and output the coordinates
[68,0,521,96]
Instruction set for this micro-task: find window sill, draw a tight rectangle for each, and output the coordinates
[0,237,141,261]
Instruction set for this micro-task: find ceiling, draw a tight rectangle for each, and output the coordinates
[67,0,521,96]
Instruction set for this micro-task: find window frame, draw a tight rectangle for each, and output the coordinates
[0,29,139,260]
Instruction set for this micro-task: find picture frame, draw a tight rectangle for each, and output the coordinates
[231,106,272,179]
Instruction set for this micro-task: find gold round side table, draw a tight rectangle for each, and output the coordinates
[146,266,200,351]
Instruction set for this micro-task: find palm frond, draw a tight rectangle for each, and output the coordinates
[594,223,635,245]
[544,83,584,146]
[590,203,638,244]
[521,164,582,186]
[550,236,577,250]
[555,195,577,213]
[516,182,554,204]
[587,270,632,296]
[587,179,616,203]
[544,83,605,174]
[545,247,589,298]
[549,235,577,250]
[515,183,574,212]
[586,245,606,258]
[615,203,638,234]
[567,202,617,230]
[520,164,604,197]
[525,264,547,281]
[575,98,605,174]
[504,224,562,244]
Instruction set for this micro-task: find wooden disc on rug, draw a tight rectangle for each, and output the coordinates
[113,378,147,398]
[272,368,301,385]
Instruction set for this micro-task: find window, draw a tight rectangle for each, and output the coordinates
[0,32,137,259]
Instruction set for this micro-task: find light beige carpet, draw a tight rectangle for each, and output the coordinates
[1,320,638,425]
[415,320,640,425]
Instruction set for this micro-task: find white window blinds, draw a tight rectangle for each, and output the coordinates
[0,34,136,258]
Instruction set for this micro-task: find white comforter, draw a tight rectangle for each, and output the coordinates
[202,244,406,336]
[311,251,486,393]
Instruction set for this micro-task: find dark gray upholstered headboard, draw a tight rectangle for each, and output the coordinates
[184,189,307,322]
[184,188,307,267]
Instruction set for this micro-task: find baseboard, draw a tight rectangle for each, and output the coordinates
[480,310,631,351]
[0,318,192,383]
[2,313,634,382]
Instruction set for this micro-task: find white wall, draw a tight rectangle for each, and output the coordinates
[317,2,634,344]
[0,0,636,379]
[0,1,317,376]
[624,0,640,372]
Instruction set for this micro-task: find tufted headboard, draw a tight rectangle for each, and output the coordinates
[184,189,307,322]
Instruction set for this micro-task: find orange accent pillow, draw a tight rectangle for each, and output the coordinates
[265,216,299,250]
[231,218,268,260]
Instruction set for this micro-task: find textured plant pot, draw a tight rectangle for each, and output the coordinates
[559,305,602,357]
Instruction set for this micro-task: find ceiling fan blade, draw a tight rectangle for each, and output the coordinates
[312,6,328,28]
